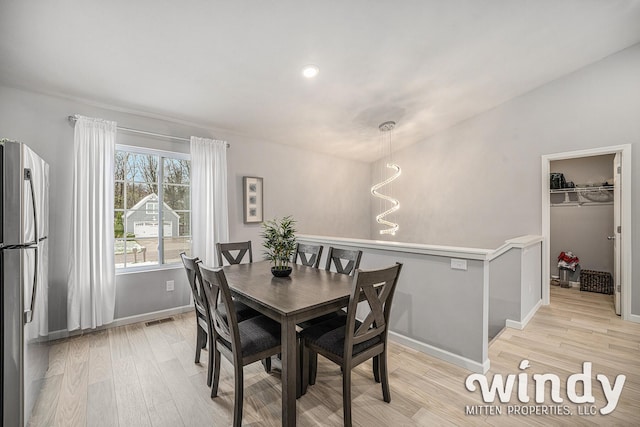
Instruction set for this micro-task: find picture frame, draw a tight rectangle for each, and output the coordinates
[243,176,264,223]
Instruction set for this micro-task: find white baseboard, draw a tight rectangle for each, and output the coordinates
[48,305,194,341]
[505,299,542,330]
[389,331,489,374]
[628,314,640,324]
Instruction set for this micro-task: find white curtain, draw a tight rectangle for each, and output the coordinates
[190,137,229,266]
[67,115,117,331]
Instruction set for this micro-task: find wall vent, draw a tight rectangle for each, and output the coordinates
[145,317,175,327]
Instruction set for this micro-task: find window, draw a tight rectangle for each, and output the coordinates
[114,146,191,269]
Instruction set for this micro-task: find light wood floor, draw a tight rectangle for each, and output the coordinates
[29,286,640,426]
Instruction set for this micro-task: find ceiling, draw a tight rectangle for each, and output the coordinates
[1,1,640,162]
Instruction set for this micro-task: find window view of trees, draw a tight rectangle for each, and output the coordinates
[114,149,191,268]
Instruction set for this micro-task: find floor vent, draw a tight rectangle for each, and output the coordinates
[145,317,175,327]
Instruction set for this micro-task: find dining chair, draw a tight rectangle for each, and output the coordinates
[325,247,362,276]
[293,243,323,268]
[199,264,282,427]
[300,263,403,426]
[216,241,253,266]
[180,253,260,386]
[180,253,210,368]
[297,246,364,390]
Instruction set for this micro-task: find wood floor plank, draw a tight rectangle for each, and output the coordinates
[45,341,69,378]
[88,345,112,386]
[27,374,63,427]
[112,357,151,427]
[86,379,118,427]
[158,358,213,426]
[108,326,133,362]
[53,359,89,427]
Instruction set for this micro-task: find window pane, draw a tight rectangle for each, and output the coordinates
[125,183,156,209]
[163,209,190,237]
[126,153,159,183]
[114,238,156,267]
[132,237,157,265]
[115,151,127,181]
[114,182,124,210]
[163,184,190,211]
[114,211,125,238]
[163,237,190,264]
[163,158,190,184]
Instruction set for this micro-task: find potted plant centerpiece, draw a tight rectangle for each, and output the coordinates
[262,216,297,277]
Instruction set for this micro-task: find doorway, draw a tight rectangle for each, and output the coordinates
[541,145,632,320]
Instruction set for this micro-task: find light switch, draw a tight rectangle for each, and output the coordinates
[451,259,467,271]
[166,280,175,291]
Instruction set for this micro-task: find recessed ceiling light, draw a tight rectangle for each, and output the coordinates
[302,65,319,79]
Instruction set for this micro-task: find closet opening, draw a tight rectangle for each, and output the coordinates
[541,145,632,320]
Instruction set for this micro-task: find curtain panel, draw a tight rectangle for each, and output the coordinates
[190,137,229,266]
[67,115,117,331]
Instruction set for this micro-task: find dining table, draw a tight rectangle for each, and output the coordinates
[222,261,354,427]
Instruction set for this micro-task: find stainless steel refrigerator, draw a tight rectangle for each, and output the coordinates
[1,140,49,427]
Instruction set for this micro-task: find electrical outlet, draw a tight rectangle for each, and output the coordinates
[451,259,467,271]
[166,280,175,292]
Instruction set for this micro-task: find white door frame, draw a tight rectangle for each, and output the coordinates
[541,144,632,320]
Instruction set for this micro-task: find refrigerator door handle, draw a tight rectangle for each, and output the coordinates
[25,168,39,241]
[23,245,38,324]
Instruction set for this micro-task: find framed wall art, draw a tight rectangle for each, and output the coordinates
[243,176,264,223]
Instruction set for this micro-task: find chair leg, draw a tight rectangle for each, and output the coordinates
[207,339,214,387]
[342,365,352,427]
[261,357,272,373]
[296,339,302,398]
[211,348,221,398]
[232,363,244,427]
[373,355,381,383]
[380,351,391,403]
[301,342,309,396]
[195,326,204,363]
[309,350,318,386]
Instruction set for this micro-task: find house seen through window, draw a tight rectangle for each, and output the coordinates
[114,146,191,269]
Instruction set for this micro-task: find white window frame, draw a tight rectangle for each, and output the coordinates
[115,144,191,272]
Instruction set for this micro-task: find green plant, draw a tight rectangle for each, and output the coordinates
[261,216,297,270]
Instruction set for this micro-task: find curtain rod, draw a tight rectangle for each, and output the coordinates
[67,115,230,147]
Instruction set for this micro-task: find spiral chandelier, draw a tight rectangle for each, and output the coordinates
[371,121,401,235]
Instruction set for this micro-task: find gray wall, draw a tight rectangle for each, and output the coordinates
[488,250,521,339]
[297,236,488,368]
[0,85,371,332]
[370,43,640,316]
[550,155,615,274]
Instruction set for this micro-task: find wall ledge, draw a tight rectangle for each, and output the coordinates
[298,234,544,262]
[297,234,492,260]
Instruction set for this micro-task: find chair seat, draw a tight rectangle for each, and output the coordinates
[219,315,281,358]
[216,300,260,324]
[297,310,345,330]
[300,316,381,358]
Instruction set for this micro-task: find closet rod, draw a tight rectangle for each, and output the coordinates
[67,115,230,147]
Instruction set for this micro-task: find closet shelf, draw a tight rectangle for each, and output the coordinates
[549,185,613,194]
[550,185,614,206]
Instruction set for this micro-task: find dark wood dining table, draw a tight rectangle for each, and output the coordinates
[222,261,354,426]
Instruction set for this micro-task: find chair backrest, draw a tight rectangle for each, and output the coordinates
[344,263,403,357]
[293,243,323,268]
[216,241,253,266]
[199,264,242,359]
[325,247,362,276]
[180,252,207,312]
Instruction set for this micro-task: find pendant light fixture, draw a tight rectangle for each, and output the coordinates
[371,121,401,235]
